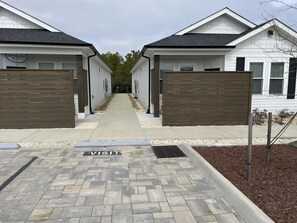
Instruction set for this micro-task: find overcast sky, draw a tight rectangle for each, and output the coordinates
[4,0,297,55]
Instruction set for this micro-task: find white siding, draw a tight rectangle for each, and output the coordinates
[189,15,249,34]
[89,58,112,111]
[132,60,149,108]
[225,28,297,113]
[0,8,41,29]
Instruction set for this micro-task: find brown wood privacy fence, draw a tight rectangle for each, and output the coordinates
[162,72,252,126]
[0,70,75,129]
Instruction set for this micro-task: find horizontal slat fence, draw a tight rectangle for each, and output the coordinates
[162,72,252,126]
[0,70,75,129]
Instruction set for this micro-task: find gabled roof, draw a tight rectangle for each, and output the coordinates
[227,18,297,46]
[0,0,59,32]
[0,29,90,46]
[145,33,238,48]
[175,7,256,35]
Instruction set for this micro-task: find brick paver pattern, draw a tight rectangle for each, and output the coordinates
[0,147,244,223]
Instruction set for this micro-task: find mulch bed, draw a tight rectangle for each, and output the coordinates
[193,145,297,223]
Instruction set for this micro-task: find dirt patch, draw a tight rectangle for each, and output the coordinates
[193,145,297,223]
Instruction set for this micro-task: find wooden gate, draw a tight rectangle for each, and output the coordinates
[162,71,252,126]
[0,70,75,129]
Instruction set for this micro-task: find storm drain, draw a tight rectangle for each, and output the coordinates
[151,145,186,158]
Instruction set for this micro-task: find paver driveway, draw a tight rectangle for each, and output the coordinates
[0,146,244,223]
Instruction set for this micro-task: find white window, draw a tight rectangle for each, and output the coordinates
[39,62,54,69]
[269,62,284,94]
[250,62,263,94]
[180,64,194,72]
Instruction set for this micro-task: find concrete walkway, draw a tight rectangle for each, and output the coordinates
[0,93,296,148]
[89,94,146,141]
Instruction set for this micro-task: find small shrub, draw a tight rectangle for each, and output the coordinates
[273,109,294,125]
[252,108,267,125]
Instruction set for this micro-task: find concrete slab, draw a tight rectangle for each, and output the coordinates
[90,128,145,141]
[74,140,151,148]
[172,126,235,139]
[0,143,20,150]
[21,129,93,143]
[143,128,181,140]
[0,129,39,142]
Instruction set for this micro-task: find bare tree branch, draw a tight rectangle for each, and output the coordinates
[261,0,297,10]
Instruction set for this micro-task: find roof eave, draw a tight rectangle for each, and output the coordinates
[175,8,256,35]
[144,45,236,49]
[227,19,297,46]
[0,41,91,47]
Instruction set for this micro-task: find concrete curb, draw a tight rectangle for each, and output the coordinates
[178,144,274,223]
[0,143,20,150]
[74,140,151,148]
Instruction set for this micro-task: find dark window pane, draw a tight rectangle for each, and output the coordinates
[271,63,284,78]
[250,63,263,78]
[160,80,163,94]
[180,64,193,71]
[236,57,245,71]
[73,79,78,94]
[252,79,262,94]
[269,79,283,94]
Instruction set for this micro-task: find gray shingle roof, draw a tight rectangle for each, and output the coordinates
[0,28,90,46]
[145,33,241,48]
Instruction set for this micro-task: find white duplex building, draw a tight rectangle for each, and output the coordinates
[131,8,297,116]
[0,0,112,119]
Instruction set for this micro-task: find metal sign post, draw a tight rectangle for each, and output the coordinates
[247,112,253,181]
[266,112,272,162]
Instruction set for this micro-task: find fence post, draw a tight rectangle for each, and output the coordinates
[247,112,253,181]
[266,112,272,162]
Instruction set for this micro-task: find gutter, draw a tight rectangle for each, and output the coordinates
[142,52,151,114]
[87,51,96,114]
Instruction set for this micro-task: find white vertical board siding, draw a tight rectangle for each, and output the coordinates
[132,60,149,108]
[189,15,249,34]
[89,58,111,110]
[225,28,297,113]
[0,8,41,29]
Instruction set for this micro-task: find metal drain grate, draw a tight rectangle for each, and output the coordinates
[151,145,186,158]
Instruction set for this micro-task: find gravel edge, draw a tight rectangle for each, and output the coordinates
[178,144,274,223]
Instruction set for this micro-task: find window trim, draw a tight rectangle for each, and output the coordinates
[250,62,264,95]
[269,62,284,95]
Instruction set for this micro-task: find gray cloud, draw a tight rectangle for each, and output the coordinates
[4,0,296,55]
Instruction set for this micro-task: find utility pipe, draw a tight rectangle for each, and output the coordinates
[87,51,96,114]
